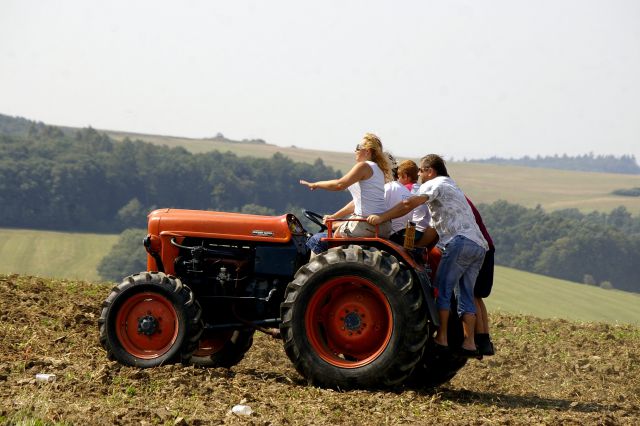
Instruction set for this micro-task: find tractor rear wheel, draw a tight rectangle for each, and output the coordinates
[189,329,255,368]
[280,245,429,389]
[98,272,202,367]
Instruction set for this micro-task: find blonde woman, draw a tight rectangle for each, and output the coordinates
[300,133,392,253]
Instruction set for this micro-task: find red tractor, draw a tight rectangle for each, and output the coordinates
[99,208,468,389]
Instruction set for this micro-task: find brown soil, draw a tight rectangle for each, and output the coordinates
[1,274,639,425]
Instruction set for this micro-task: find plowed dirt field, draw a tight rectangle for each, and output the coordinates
[1,274,639,425]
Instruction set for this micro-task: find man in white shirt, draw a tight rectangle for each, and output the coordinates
[367,154,488,357]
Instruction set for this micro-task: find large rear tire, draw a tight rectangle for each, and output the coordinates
[98,272,203,367]
[280,245,429,389]
[189,329,255,368]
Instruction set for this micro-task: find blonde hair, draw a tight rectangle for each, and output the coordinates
[361,133,392,182]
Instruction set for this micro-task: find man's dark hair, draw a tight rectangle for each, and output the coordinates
[420,154,449,177]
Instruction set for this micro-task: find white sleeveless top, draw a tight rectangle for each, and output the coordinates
[348,161,387,216]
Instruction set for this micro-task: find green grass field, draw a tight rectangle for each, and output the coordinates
[105,130,640,215]
[1,227,638,325]
[0,228,118,282]
[488,266,640,325]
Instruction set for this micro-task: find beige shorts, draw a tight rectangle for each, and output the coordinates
[337,215,391,239]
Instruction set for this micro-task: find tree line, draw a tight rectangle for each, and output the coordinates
[0,125,348,233]
[467,153,640,175]
[476,201,640,293]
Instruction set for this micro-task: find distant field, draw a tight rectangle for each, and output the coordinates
[105,129,640,215]
[2,227,639,324]
[105,130,358,173]
[0,228,118,282]
[488,266,640,325]
[447,162,640,215]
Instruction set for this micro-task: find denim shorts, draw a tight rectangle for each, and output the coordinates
[435,235,486,316]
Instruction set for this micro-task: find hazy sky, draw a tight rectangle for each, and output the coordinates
[1,1,639,161]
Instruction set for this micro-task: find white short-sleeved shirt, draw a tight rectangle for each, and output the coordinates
[409,183,431,232]
[384,181,413,233]
[418,176,488,250]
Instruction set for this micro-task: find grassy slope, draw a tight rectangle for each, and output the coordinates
[488,266,640,325]
[1,228,639,325]
[0,228,118,282]
[105,129,640,215]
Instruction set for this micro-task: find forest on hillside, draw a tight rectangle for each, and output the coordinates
[477,201,640,293]
[467,153,640,174]
[0,120,348,232]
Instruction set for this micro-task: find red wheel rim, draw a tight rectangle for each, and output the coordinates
[305,275,393,368]
[115,292,179,359]
[193,330,233,357]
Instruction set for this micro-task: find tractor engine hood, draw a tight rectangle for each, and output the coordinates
[147,208,294,243]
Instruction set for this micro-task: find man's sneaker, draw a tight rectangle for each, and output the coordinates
[477,336,495,356]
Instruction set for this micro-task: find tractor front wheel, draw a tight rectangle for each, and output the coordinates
[98,272,202,367]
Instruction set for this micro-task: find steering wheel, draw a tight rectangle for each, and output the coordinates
[303,210,327,232]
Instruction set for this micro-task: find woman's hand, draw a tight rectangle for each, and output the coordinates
[367,214,383,225]
[323,214,334,224]
[299,179,316,190]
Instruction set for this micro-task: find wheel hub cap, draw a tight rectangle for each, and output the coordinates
[343,311,362,331]
[138,315,159,336]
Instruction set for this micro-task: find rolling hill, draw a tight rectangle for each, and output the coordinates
[2,113,639,215]
[2,116,638,323]
[104,129,640,215]
[488,266,640,325]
